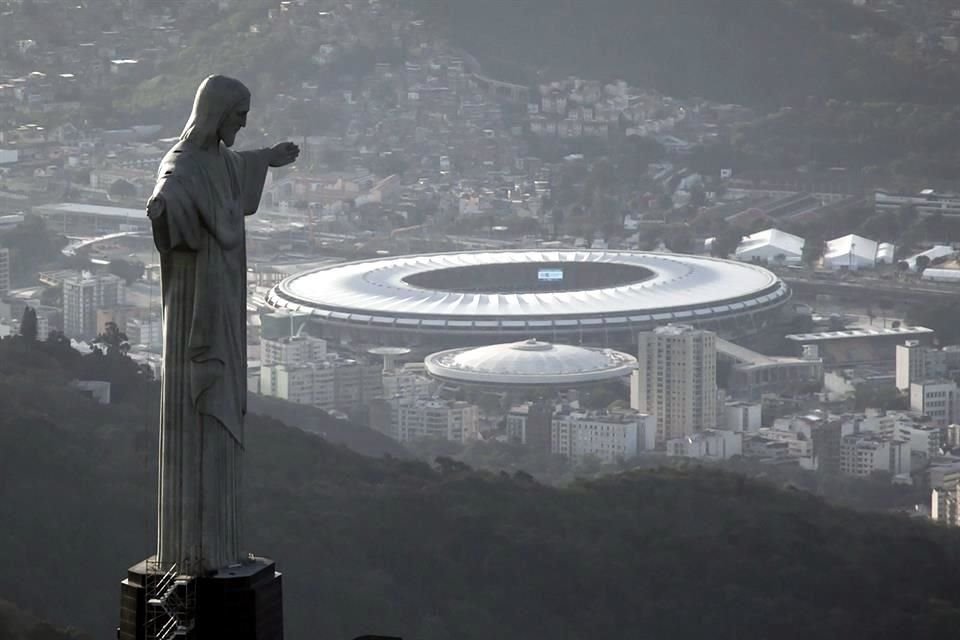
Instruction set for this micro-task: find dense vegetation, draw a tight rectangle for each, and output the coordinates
[417,0,954,109]
[407,437,927,511]
[0,216,67,287]
[4,338,960,639]
[727,101,960,182]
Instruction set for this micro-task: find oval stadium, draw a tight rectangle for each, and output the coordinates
[265,250,791,350]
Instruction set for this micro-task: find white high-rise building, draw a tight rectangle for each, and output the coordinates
[631,324,717,443]
[896,340,947,391]
[910,380,959,427]
[62,272,126,338]
[394,397,479,443]
[551,409,656,463]
[0,247,10,298]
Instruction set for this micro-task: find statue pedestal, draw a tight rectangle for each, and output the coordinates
[118,556,283,640]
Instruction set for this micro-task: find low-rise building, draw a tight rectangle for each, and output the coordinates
[395,397,479,443]
[259,356,382,414]
[382,365,433,399]
[839,432,910,478]
[506,401,553,453]
[748,428,812,459]
[551,409,656,463]
[910,380,959,427]
[666,429,742,460]
[723,401,762,432]
[261,334,327,366]
[822,234,895,270]
[126,315,162,350]
[875,189,960,218]
[718,337,823,398]
[33,202,150,234]
[734,228,805,265]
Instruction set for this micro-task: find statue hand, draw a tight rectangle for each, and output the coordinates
[147,194,165,219]
[269,142,300,167]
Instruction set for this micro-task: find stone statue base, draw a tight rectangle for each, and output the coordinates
[118,555,284,640]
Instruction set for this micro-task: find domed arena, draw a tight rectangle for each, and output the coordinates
[265,250,791,350]
[424,339,637,388]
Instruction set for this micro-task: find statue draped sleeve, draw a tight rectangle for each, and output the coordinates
[148,144,271,444]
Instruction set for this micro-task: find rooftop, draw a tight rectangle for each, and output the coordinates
[735,228,805,257]
[786,326,934,342]
[34,202,146,219]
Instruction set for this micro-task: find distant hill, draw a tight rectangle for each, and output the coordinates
[0,599,89,640]
[4,338,960,639]
[415,0,956,108]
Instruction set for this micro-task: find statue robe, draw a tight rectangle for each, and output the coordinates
[149,140,271,575]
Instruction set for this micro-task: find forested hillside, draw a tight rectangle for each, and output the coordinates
[4,336,960,639]
[415,0,957,108]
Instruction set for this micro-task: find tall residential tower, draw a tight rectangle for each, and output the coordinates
[631,324,717,443]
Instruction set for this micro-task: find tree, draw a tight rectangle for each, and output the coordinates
[372,152,407,177]
[93,321,129,357]
[897,204,917,230]
[802,240,826,267]
[907,301,960,344]
[20,307,38,342]
[108,179,138,200]
[689,185,708,209]
[40,285,62,308]
[108,259,145,284]
[711,228,742,258]
[0,215,67,286]
[663,225,695,253]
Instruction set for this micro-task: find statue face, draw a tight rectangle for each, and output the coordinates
[218,99,249,147]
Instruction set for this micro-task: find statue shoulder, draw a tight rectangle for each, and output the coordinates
[157,145,208,189]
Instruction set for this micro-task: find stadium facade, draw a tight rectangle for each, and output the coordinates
[266,250,791,350]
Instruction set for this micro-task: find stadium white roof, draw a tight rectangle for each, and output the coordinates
[424,339,637,386]
[267,250,789,330]
[735,228,805,259]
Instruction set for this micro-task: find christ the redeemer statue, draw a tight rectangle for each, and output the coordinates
[146,75,298,576]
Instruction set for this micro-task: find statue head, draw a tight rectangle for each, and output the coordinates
[180,75,251,148]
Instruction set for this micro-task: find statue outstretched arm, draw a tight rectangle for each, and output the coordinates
[234,142,300,217]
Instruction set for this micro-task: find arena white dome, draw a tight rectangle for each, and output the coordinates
[425,339,637,387]
[266,250,790,348]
